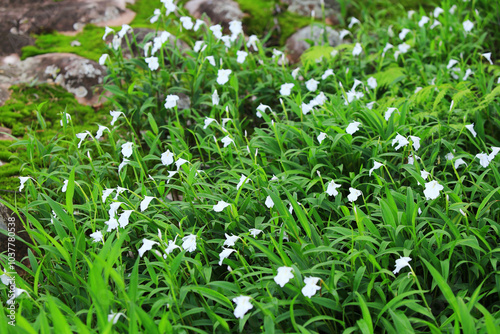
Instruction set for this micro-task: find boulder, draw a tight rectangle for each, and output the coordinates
[285,25,340,63]
[0,53,106,105]
[281,0,340,24]
[0,0,135,56]
[184,0,244,29]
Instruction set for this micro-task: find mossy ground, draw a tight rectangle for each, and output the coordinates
[0,84,111,204]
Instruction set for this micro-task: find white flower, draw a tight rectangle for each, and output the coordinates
[247,35,259,51]
[420,170,430,180]
[210,24,223,39]
[95,125,109,140]
[418,16,430,27]
[348,17,360,28]
[118,159,129,173]
[398,43,410,53]
[221,136,234,148]
[265,195,274,208]
[346,121,361,135]
[103,26,114,40]
[317,132,327,144]
[482,52,493,65]
[213,200,230,212]
[118,210,133,228]
[90,230,103,243]
[233,296,253,319]
[62,179,68,193]
[110,110,122,126]
[301,102,313,115]
[409,135,421,151]
[392,133,409,151]
[138,239,158,257]
[463,20,474,33]
[369,161,383,176]
[345,89,364,104]
[108,312,125,324]
[454,158,467,169]
[447,59,459,70]
[393,256,412,274]
[408,154,420,165]
[322,69,334,80]
[382,43,393,56]
[180,16,193,30]
[112,35,121,50]
[326,180,341,197]
[434,7,444,17]
[102,189,114,203]
[385,107,397,121]
[150,8,161,23]
[105,217,119,232]
[274,266,294,287]
[108,202,122,218]
[430,20,441,30]
[236,174,250,190]
[76,131,90,148]
[291,67,300,79]
[175,158,188,170]
[305,78,319,92]
[229,20,243,40]
[256,104,271,118]
[194,19,204,31]
[302,277,321,298]
[367,77,377,89]
[145,56,159,71]
[121,142,133,158]
[164,95,179,109]
[423,180,443,200]
[236,50,248,64]
[220,35,232,48]
[219,248,236,266]
[165,236,181,254]
[445,152,454,161]
[399,28,411,40]
[118,24,132,38]
[60,112,71,126]
[465,124,477,137]
[311,92,327,106]
[347,187,362,202]
[489,147,500,161]
[182,234,197,252]
[217,69,232,85]
[352,43,362,56]
[366,101,376,110]
[140,196,155,212]
[339,29,351,40]
[280,83,294,96]
[460,209,466,217]
[476,153,490,168]
[249,228,262,237]
[463,68,474,81]
[161,149,174,166]
[193,41,205,53]
[6,288,27,305]
[205,56,216,66]
[99,53,109,66]
[224,234,239,247]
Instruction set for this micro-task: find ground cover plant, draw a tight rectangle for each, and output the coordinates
[1,0,500,332]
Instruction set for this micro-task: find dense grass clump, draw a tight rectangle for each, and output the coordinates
[1,0,500,333]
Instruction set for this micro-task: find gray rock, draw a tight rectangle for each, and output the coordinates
[185,0,244,29]
[285,25,340,63]
[0,0,134,56]
[0,53,105,105]
[281,0,340,24]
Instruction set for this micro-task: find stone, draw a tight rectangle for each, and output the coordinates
[0,126,12,141]
[0,0,135,56]
[185,0,244,30]
[281,0,340,24]
[0,53,106,105]
[285,25,340,63]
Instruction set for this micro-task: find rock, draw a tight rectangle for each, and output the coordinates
[185,0,244,29]
[0,0,135,56]
[0,53,106,105]
[285,25,340,63]
[0,126,12,141]
[281,0,340,24]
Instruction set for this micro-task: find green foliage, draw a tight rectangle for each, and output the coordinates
[2,0,500,333]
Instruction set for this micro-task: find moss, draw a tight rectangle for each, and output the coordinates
[127,0,164,28]
[21,25,107,62]
[234,0,275,39]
